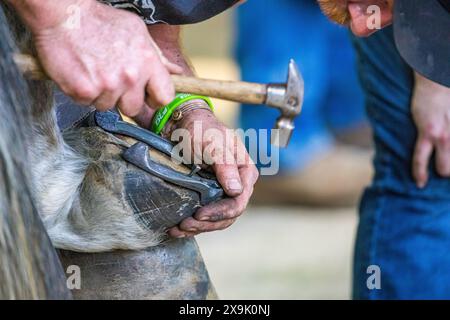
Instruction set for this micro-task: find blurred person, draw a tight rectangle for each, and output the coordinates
[236,0,373,206]
[351,26,450,300]
[239,0,450,299]
[318,0,450,298]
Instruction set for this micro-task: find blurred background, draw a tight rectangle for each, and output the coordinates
[182,0,373,299]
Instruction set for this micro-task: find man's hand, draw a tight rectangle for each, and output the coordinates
[166,109,259,238]
[9,0,181,117]
[412,73,450,188]
[141,24,258,237]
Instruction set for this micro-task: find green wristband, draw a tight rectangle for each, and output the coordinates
[150,93,214,135]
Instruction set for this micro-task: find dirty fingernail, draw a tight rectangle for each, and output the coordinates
[200,215,221,222]
[202,213,224,222]
[226,179,242,192]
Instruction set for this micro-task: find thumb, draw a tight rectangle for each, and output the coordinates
[210,146,243,197]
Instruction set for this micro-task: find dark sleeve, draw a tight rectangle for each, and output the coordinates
[102,0,240,25]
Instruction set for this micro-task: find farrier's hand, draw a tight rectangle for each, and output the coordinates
[412,72,450,188]
[167,109,259,238]
[134,24,258,236]
[10,0,181,117]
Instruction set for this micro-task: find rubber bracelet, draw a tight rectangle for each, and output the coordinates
[150,93,214,135]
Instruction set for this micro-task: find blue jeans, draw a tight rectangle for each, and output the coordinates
[352,27,450,299]
[236,0,365,172]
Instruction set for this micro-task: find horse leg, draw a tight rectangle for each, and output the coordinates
[0,5,71,299]
[59,238,217,300]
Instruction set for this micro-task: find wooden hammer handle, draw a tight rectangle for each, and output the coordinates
[13,53,47,80]
[171,75,267,105]
[13,53,268,105]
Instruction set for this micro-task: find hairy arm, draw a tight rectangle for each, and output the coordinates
[7,0,177,116]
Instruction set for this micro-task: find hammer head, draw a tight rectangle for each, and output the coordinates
[266,59,304,148]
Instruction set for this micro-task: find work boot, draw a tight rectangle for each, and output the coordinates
[251,146,373,207]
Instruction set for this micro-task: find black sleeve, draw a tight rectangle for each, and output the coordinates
[102,0,240,25]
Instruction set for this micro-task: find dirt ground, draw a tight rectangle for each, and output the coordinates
[197,207,357,300]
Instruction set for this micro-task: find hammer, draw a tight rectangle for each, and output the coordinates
[13,53,304,147]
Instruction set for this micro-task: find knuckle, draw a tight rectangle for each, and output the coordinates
[251,165,260,181]
[228,200,245,218]
[237,199,249,215]
[142,48,157,62]
[232,209,244,219]
[167,229,179,238]
[67,79,94,98]
[59,83,75,98]
[122,68,140,86]
[224,208,238,220]
[99,77,118,92]
[131,92,146,106]
[119,94,144,116]
[179,220,196,231]
[118,102,140,117]
[438,133,450,145]
[73,83,98,102]
[425,123,441,139]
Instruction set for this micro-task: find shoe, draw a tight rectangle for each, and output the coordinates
[250,146,373,207]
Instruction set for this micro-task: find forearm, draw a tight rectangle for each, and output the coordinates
[148,24,195,76]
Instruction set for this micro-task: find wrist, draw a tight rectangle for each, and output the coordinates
[155,99,214,139]
[151,94,213,136]
[177,106,214,123]
[148,25,195,77]
[163,101,214,139]
[414,72,450,100]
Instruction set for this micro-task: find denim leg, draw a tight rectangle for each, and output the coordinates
[323,25,365,131]
[355,189,450,299]
[236,0,333,172]
[352,27,450,299]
